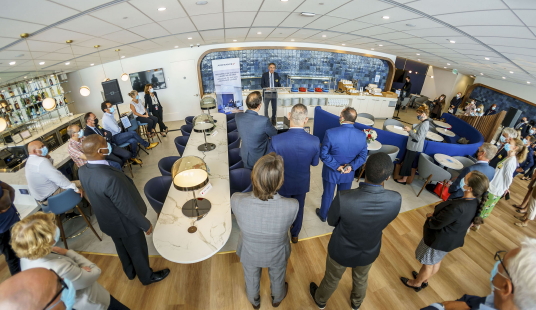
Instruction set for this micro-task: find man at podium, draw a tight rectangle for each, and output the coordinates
[261,63,281,125]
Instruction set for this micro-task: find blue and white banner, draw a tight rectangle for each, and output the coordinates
[212,58,243,114]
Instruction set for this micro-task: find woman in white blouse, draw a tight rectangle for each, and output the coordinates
[464,99,477,116]
[128,90,159,138]
[11,212,129,310]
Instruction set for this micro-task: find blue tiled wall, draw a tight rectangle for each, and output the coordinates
[200,49,390,94]
[470,85,536,117]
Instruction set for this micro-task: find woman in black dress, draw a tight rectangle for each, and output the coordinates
[400,170,490,291]
[144,84,168,137]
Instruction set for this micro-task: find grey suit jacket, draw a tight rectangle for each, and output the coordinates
[407,119,430,152]
[231,192,298,267]
[21,250,110,310]
[235,109,278,169]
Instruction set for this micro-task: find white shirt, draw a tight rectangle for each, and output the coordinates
[25,155,79,201]
[88,160,109,166]
[151,94,158,105]
[488,156,517,196]
[102,112,121,136]
[130,99,146,115]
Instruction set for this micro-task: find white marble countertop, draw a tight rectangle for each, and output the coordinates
[154,113,231,264]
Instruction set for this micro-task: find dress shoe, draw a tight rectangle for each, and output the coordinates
[412,271,428,288]
[130,158,142,165]
[126,273,136,280]
[146,142,159,150]
[315,208,326,222]
[351,301,360,310]
[252,297,260,309]
[394,179,406,185]
[144,268,170,285]
[272,282,288,307]
[400,277,422,292]
[309,282,326,309]
[291,236,298,243]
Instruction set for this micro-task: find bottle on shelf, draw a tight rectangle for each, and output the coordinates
[49,77,54,86]
[14,101,20,110]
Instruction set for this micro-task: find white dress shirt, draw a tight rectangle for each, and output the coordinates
[88,160,109,166]
[130,99,146,115]
[25,155,79,201]
[102,112,121,136]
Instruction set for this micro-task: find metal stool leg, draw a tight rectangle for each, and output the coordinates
[76,206,102,241]
[56,214,68,249]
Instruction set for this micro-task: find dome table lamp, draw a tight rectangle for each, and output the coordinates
[200,97,216,116]
[193,114,216,152]
[171,156,211,231]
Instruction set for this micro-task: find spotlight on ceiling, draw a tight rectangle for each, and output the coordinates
[342,43,345,46]
[175,46,178,48]
[480,73,483,75]
[418,59,421,61]
[39,61,45,65]
[509,71,514,74]
[322,35,326,37]
[447,63,450,65]
[408,71,412,73]
[233,39,237,42]
[416,53,420,55]
[65,62,70,65]
[158,7,166,11]
[257,32,262,34]
[382,16,390,19]
[444,67,447,68]
[502,77,506,79]
[291,39,295,41]
[378,44,383,46]
[431,76,434,78]
[528,81,531,84]
[190,44,194,48]
[24,76,27,78]
[300,12,316,17]
[90,63,94,66]
[485,57,490,60]
[121,56,125,58]
[9,61,15,65]
[188,37,192,40]
[449,40,455,43]
[281,0,289,2]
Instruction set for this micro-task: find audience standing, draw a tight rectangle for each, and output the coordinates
[430,94,445,119]
[128,90,159,138]
[399,76,412,99]
[231,153,298,309]
[235,91,278,169]
[268,104,320,243]
[401,171,490,291]
[448,92,463,115]
[143,84,168,137]
[515,136,534,177]
[484,104,498,116]
[11,212,129,309]
[464,99,477,116]
[476,104,485,116]
[317,107,367,222]
[0,181,20,275]
[78,135,170,286]
[310,153,401,310]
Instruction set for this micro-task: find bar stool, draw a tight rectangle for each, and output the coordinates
[227,122,237,133]
[126,119,149,156]
[137,120,162,144]
[44,189,102,250]
[115,142,136,178]
[144,176,172,217]
[228,132,241,149]
[228,148,244,170]
[181,124,193,136]
[158,156,181,176]
[230,168,252,196]
[226,114,236,123]
[174,136,189,156]
[185,116,194,125]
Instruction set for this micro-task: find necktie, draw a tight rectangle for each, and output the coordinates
[270,73,274,88]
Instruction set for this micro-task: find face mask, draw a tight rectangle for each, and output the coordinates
[93,118,99,125]
[417,115,423,121]
[54,226,60,243]
[492,107,496,110]
[47,277,76,310]
[523,139,528,145]
[500,135,506,143]
[531,130,535,135]
[149,88,154,93]
[457,94,461,98]
[136,95,139,100]
[109,107,115,113]
[476,108,481,111]
[460,178,466,191]
[77,129,84,139]
[490,261,500,291]
[504,143,511,152]
[98,142,112,155]
[40,146,49,157]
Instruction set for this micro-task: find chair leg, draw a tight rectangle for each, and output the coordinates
[417,175,433,197]
[76,206,102,241]
[124,161,133,178]
[357,163,366,180]
[56,214,68,250]
[138,143,149,155]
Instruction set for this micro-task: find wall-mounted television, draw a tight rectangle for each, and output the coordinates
[129,68,166,92]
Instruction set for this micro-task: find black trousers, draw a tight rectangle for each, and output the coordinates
[111,230,153,285]
[136,115,158,133]
[0,230,20,275]
[107,146,131,165]
[151,109,167,132]
[263,92,277,122]
[109,295,130,310]
[400,150,419,177]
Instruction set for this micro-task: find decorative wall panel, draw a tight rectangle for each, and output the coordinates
[469,85,536,117]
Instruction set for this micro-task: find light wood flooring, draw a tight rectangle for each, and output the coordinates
[1,176,535,310]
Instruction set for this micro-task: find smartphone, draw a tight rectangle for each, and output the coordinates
[19,189,29,195]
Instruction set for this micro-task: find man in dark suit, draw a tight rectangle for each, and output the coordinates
[448,143,497,199]
[79,135,169,285]
[260,63,281,125]
[83,112,130,167]
[449,92,463,115]
[398,75,412,99]
[268,104,320,243]
[317,107,367,222]
[310,153,401,310]
[235,91,278,169]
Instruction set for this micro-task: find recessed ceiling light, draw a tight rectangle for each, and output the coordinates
[24,76,27,78]
[300,12,316,16]
[502,77,506,79]
[257,32,262,34]
[418,59,421,61]
[121,56,125,58]
[9,61,15,65]
[447,63,450,65]
[378,44,383,46]
[39,61,45,65]
[281,0,288,2]
[196,1,208,4]
[188,37,192,40]
[444,67,447,68]
[431,76,434,78]
[342,43,345,46]
[65,62,70,65]
[449,40,455,43]
[509,71,513,74]
[480,73,483,75]
[174,46,178,48]
[382,16,390,19]
[233,39,237,42]
[416,53,420,55]
[484,57,490,60]
[416,72,418,74]
[408,70,412,73]
[322,35,326,37]
[528,81,531,84]
[158,7,166,11]
[290,39,295,41]
[90,63,94,66]
[371,48,375,50]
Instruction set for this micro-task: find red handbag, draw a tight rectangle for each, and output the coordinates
[433,181,451,201]
[299,87,307,92]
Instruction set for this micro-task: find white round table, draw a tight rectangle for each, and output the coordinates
[433,120,451,129]
[367,140,382,151]
[434,153,464,170]
[355,116,374,126]
[386,125,409,136]
[437,128,455,137]
[426,131,444,142]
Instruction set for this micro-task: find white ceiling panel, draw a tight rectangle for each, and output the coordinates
[373,32,415,41]
[280,14,323,28]
[73,37,122,49]
[458,26,535,39]
[0,51,47,60]
[329,20,372,32]
[351,26,395,37]
[158,17,198,34]
[259,0,302,12]
[513,10,536,27]
[58,16,122,37]
[267,28,300,38]
[437,10,524,26]
[129,23,171,39]
[0,37,18,47]
[480,37,536,49]
[246,28,275,38]
[225,12,256,28]
[200,30,225,40]
[404,27,460,38]
[252,12,289,27]
[182,0,223,16]
[0,0,78,25]
[305,16,348,30]
[129,0,188,21]
[90,3,153,28]
[225,28,250,39]
[294,0,352,15]
[327,0,393,20]
[48,0,111,12]
[224,0,263,12]
[102,30,145,44]
[356,7,422,25]
[33,53,73,61]
[128,41,165,51]
[30,28,95,45]
[55,45,99,55]
[191,13,224,31]
[174,32,204,43]
[290,29,322,39]
[407,0,507,15]
[0,18,44,39]
[503,0,536,9]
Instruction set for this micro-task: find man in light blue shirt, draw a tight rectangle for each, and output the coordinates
[101,101,158,165]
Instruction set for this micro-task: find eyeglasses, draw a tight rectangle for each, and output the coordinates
[43,269,67,310]
[494,250,514,293]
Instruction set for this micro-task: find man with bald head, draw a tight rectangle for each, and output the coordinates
[25,140,85,206]
[0,268,68,310]
[78,134,170,285]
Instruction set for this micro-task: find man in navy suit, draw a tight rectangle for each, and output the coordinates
[448,143,497,199]
[269,104,320,243]
[235,91,278,169]
[260,63,281,125]
[317,107,368,222]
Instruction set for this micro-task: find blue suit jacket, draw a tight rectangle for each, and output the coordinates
[235,110,278,169]
[269,128,320,195]
[320,124,368,184]
[449,162,496,199]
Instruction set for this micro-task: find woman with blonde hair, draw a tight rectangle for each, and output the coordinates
[395,104,430,184]
[474,138,528,230]
[10,212,129,310]
[464,99,477,116]
[128,90,159,138]
[475,104,485,116]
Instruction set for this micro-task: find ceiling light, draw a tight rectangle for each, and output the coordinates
[121,56,125,58]
[431,76,434,78]
[65,62,70,65]
[121,73,129,81]
[447,63,450,65]
[291,39,295,41]
[449,40,455,43]
[509,71,513,74]
[80,86,90,96]
[158,7,166,11]
[300,12,316,17]
[233,39,237,42]
[90,63,94,66]
[39,61,45,65]
[9,61,15,65]
[175,46,178,48]
[188,37,192,40]
[378,44,383,46]
[24,76,27,78]
[408,71,412,73]
[371,48,375,50]
[418,59,421,61]
[342,43,345,46]
[502,77,506,79]
[43,98,56,111]
[528,81,531,84]
[322,35,326,37]
[257,32,262,34]
[444,67,447,68]
[485,57,490,60]
[480,73,483,75]
[281,0,288,1]
[196,1,208,4]
[416,53,420,55]
[382,16,390,19]
[416,72,418,74]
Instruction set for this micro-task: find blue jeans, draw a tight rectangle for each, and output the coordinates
[108,160,122,170]
[112,132,148,158]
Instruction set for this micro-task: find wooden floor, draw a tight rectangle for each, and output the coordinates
[1,176,535,310]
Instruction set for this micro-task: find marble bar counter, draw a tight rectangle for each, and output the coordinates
[154,112,231,264]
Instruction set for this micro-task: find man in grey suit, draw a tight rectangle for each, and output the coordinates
[79,134,169,286]
[235,91,278,169]
[232,153,298,309]
[310,153,401,310]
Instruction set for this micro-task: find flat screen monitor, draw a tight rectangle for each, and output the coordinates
[393,69,407,83]
[20,130,31,139]
[129,68,166,92]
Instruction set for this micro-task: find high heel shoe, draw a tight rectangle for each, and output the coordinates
[394,179,407,185]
